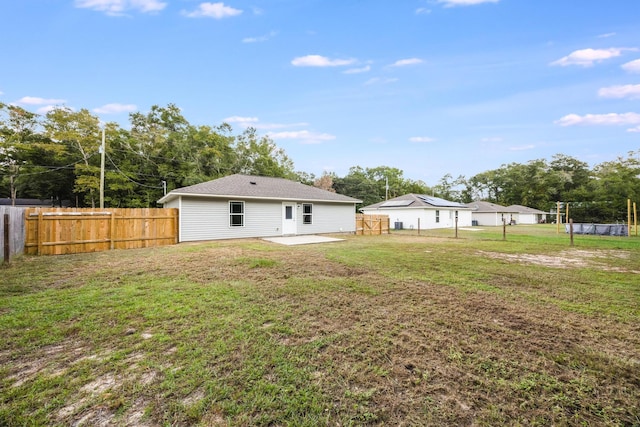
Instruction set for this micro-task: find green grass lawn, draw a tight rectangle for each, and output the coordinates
[1,225,639,426]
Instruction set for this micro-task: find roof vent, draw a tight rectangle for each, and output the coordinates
[250,181,257,185]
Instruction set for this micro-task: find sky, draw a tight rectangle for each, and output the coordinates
[2,0,640,185]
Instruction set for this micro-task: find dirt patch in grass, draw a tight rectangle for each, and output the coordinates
[1,236,639,426]
[478,248,640,273]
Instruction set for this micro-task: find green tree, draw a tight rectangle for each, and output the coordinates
[591,151,640,222]
[232,127,296,178]
[44,107,102,207]
[0,103,41,204]
[432,173,467,202]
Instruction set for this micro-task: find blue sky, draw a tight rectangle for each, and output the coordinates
[2,0,639,184]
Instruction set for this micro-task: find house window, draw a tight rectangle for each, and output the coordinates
[435,210,440,223]
[229,201,244,227]
[302,203,313,224]
[285,205,293,220]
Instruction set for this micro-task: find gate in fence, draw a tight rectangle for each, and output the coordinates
[356,214,390,235]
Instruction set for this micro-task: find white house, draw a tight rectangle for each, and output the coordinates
[360,194,472,230]
[158,174,361,242]
[506,205,547,224]
[465,201,519,226]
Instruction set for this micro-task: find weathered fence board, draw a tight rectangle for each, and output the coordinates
[356,214,389,235]
[1,206,26,262]
[25,208,178,256]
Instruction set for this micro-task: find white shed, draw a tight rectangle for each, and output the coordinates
[158,174,361,242]
[360,194,472,230]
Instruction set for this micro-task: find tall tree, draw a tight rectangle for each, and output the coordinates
[44,108,102,207]
[313,172,335,192]
[0,103,40,204]
[232,127,296,178]
[591,151,640,221]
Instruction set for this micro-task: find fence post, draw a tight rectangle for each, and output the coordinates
[569,218,574,246]
[3,214,9,263]
[455,216,458,239]
[37,210,44,256]
[174,209,179,244]
[110,211,115,250]
[502,218,506,241]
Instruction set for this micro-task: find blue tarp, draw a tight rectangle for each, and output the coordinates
[565,223,628,236]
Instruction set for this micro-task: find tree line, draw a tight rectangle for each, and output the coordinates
[1,103,638,222]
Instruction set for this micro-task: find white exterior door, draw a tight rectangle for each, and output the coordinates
[282,203,297,235]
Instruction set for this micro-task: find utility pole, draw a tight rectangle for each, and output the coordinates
[385,176,389,200]
[99,127,105,209]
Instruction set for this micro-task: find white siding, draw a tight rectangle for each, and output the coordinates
[296,203,356,235]
[178,196,356,242]
[516,213,538,224]
[361,207,471,229]
[163,198,179,209]
[473,212,503,226]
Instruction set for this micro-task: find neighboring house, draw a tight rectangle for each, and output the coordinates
[465,201,518,226]
[0,198,70,207]
[360,194,472,230]
[158,174,361,242]
[506,205,547,224]
[0,198,44,207]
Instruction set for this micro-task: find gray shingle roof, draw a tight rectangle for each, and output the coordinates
[506,204,546,214]
[158,174,361,204]
[362,194,469,210]
[464,200,518,213]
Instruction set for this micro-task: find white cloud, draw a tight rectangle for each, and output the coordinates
[268,130,335,144]
[555,112,640,128]
[409,136,435,143]
[627,126,640,133]
[364,77,398,85]
[224,116,307,130]
[36,105,61,115]
[550,48,631,67]
[291,55,356,67]
[390,58,423,67]
[415,7,431,14]
[242,31,277,43]
[93,103,137,114]
[225,116,329,143]
[597,32,616,39]
[343,65,371,74]
[75,0,166,15]
[437,0,499,6]
[183,2,242,19]
[225,116,259,125]
[622,59,640,73]
[598,84,640,99]
[17,96,66,105]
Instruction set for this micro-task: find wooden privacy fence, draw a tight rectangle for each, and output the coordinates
[1,206,26,262]
[356,214,389,235]
[25,208,178,256]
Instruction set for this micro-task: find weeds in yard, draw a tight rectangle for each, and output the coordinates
[1,227,639,425]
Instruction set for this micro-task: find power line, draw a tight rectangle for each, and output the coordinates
[9,153,97,176]
[106,152,163,189]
